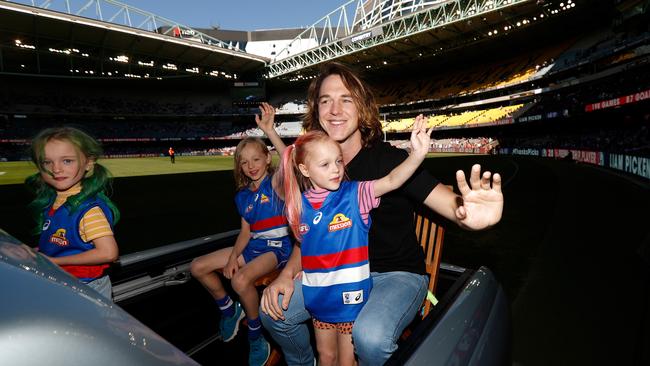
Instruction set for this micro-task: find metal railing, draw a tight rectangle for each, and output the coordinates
[3,0,244,52]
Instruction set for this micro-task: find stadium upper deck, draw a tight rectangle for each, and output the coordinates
[1,0,648,161]
[0,0,622,81]
[262,0,617,79]
[0,0,267,79]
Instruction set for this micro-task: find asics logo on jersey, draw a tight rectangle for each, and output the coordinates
[313,212,323,224]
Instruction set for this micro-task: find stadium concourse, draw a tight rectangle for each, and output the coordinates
[0,0,649,365]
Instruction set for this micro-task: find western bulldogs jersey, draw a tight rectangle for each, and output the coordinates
[38,197,114,282]
[300,181,372,323]
[235,175,291,253]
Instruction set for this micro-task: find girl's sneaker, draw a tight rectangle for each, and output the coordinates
[220,302,245,342]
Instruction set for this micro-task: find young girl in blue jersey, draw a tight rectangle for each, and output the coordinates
[278,116,432,366]
[25,127,120,300]
[190,103,291,365]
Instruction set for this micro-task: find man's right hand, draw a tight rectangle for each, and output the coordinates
[260,274,295,321]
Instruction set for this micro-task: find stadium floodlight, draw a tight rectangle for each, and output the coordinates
[109,55,129,63]
[15,39,36,49]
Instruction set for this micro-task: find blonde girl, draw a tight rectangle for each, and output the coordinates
[190,103,291,366]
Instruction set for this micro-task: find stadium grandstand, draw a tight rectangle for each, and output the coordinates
[1,0,648,179]
[2,0,647,231]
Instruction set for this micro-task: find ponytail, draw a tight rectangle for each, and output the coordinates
[279,131,337,241]
[280,144,304,241]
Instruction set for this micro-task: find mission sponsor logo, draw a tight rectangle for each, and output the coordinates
[328,213,352,232]
[260,193,270,204]
[49,228,69,246]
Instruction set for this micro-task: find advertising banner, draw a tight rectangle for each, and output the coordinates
[585,88,650,112]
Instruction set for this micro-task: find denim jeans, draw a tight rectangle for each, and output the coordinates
[260,278,314,366]
[260,271,428,366]
[86,275,112,301]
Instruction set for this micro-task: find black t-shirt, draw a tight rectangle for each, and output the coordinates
[346,142,439,275]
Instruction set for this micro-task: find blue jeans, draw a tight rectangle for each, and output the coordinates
[86,275,112,301]
[260,271,428,366]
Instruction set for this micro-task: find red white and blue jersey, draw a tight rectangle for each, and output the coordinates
[38,197,114,282]
[235,175,291,257]
[300,181,372,323]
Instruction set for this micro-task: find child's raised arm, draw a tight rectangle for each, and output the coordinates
[374,114,433,197]
[255,102,286,156]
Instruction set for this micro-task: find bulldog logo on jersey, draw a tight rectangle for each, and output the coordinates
[328,213,352,232]
[49,228,69,247]
[260,193,270,204]
[245,204,254,213]
[299,223,310,235]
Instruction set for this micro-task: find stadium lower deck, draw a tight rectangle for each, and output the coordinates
[1,155,648,365]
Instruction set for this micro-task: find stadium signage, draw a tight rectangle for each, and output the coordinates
[585,88,650,112]
[572,150,603,165]
[501,149,649,181]
[234,82,259,87]
[342,27,383,47]
[511,148,540,156]
[351,31,373,43]
[609,154,650,180]
[518,114,542,122]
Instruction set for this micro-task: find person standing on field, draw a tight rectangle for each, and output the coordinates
[168,147,175,164]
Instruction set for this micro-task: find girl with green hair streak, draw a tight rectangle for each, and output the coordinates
[25,126,120,300]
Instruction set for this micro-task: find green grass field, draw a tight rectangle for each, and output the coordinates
[0,153,464,185]
[0,156,236,185]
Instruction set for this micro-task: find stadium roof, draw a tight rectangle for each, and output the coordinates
[0,0,619,82]
[264,0,614,80]
[0,0,268,78]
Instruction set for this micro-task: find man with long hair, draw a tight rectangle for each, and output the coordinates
[259,62,503,365]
